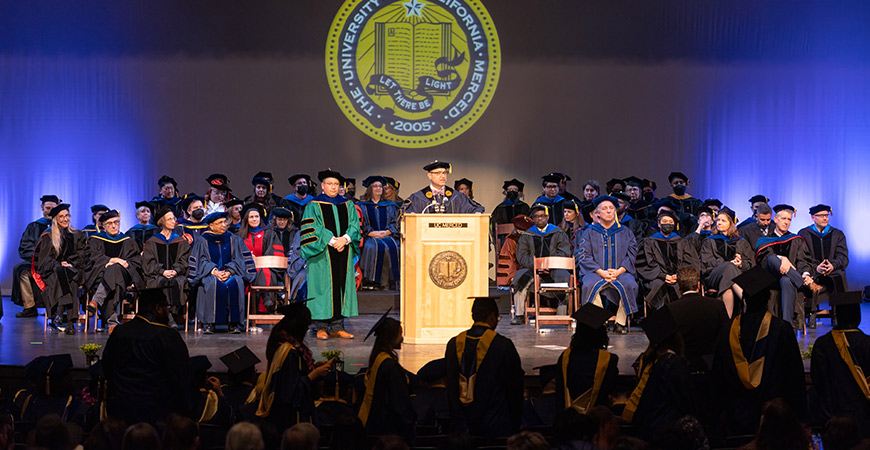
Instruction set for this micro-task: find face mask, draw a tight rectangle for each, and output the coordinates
[506,191,519,202]
[643,192,655,203]
[659,223,675,235]
[346,190,355,198]
[296,185,309,196]
[672,185,686,196]
[191,209,205,220]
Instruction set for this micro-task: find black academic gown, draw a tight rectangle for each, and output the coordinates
[522,393,557,427]
[33,228,86,313]
[257,345,317,431]
[142,232,191,314]
[12,217,51,306]
[798,225,849,295]
[699,235,755,294]
[402,186,485,214]
[316,399,356,427]
[636,233,699,309]
[126,224,160,251]
[411,386,449,427]
[811,329,870,426]
[492,199,531,225]
[629,353,698,440]
[555,348,619,412]
[360,356,416,443]
[446,324,524,441]
[175,218,208,241]
[531,194,565,225]
[84,232,143,317]
[512,224,572,290]
[738,221,775,250]
[668,293,729,372]
[102,314,193,424]
[711,311,807,435]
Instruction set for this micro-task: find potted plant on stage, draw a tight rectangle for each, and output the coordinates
[80,343,102,367]
[321,350,344,372]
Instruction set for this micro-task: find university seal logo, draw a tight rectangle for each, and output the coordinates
[428,250,467,289]
[326,0,500,148]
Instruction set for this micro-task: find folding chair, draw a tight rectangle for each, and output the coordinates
[494,223,515,254]
[528,256,578,332]
[245,255,290,332]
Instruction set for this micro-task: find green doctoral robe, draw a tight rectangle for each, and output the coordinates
[300,194,360,321]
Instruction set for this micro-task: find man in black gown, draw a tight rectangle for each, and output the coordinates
[13,194,58,317]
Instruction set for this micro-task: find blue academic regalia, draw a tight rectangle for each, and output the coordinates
[575,223,639,315]
[358,200,401,285]
[188,231,256,325]
[532,194,565,225]
[402,186,485,214]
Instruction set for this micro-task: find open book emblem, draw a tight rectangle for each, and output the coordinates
[428,250,468,289]
[327,0,500,148]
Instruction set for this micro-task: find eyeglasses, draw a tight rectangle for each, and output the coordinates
[532,214,547,219]
[429,170,448,176]
[813,213,831,218]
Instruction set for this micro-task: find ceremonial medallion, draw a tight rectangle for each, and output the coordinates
[428,250,467,289]
[326,0,500,148]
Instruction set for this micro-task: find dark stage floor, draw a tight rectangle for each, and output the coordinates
[2,294,867,376]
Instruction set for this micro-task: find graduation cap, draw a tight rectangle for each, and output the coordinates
[26,354,73,394]
[318,169,345,183]
[91,204,110,214]
[135,201,155,215]
[288,174,312,185]
[511,214,535,231]
[702,199,723,209]
[830,291,863,326]
[206,173,231,191]
[529,203,550,216]
[612,192,630,203]
[749,195,769,204]
[189,355,213,378]
[49,203,71,218]
[809,204,832,215]
[534,364,558,387]
[241,203,266,220]
[623,176,643,188]
[642,306,679,346]
[733,265,779,305]
[502,178,525,192]
[592,195,618,209]
[362,175,388,188]
[423,160,451,172]
[642,179,657,191]
[220,346,261,375]
[650,198,677,212]
[563,199,582,215]
[180,193,205,211]
[205,211,228,224]
[454,178,473,189]
[417,358,446,382]
[581,202,595,224]
[254,171,273,182]
[365,307,395,341]
[571,303,612,330]
[605,178,625,193]
[719,207,737,224]
[772,204,795,214]
[542,173,563,185]
[667,172,689,183]
[135,287,170,310]
[158,175,177,188]
[276,297,315,316]
[98,210,120,224]
[40,195,61,204]
[697,206,714,218]
[251,176,272,188]
[271,207,293,219]
[345,177,356,185]
[385,177,400,189]
[223,198,244,209]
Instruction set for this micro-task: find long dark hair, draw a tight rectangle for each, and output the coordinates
[752,398,811,450]
[570,325,609,353]
[639,332,684,371]
[267,307,311,362]
[368,318,402,367]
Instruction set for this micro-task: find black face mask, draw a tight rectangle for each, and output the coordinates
[659,223,675,235]
[506,191,519,202]
[191,208,205,221]
[643,192,655,203]
[672,185,686,196]
[296,185,309,196]
[346,190,355,198]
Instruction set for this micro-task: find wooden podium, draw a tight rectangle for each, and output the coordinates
[400,214,489,344]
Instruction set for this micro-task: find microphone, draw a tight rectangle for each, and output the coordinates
[422,198,439,214]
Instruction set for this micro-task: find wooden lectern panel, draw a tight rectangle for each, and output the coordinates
[401,214,489,344]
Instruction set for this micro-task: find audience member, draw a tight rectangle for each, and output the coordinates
[122,423,162,450]
[281,423,319,450]
[225,422,264,450]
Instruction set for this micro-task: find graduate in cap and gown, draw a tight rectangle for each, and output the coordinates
[285,174,315,228]
[238,203,285,313]
[445,297,524,441]
[711,266,806,435]
[142,206,191,324]
[33,203,86,333]
[126,201,159,251]
[811,291,870,426]
[82,204,110,239]
[532,173,567,225]
[102,288,194,425]
[358,308,416,443]
[412,358,450,428]
[219,345,261,420]
[175,193,209,241]
[13,194,58,316]
[492,179,531,226]
[636,209,699,310]
[699,207,755,317]
[189,355,235,426]
[621,306,697,440]
[301,169,360,339]
[402,161,484,214]
[555,304,619,414]
[246,301,333,430]
[316,370,356,427]
[357,175,401,289]
[188,211,256,334]
[83,210,143,331]
[14,354,86,426]
[798,204,849,327]
[575,195,639,333]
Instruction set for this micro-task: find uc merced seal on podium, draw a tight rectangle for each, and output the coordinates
[428,250,467,289]
[326,0,500,148]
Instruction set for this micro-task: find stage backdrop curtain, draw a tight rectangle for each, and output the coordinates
[2,0,869,293]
